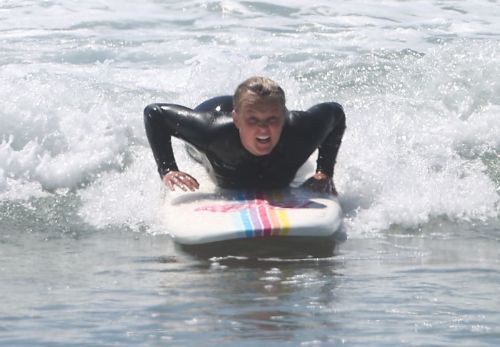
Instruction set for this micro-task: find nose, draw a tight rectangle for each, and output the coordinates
[257,119,271,128]
[256,123,272,134]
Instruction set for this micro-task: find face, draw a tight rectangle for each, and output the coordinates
[232,99,285,156]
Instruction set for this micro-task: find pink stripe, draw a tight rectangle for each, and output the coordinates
[265,191,282,236]
[246,195,263,237]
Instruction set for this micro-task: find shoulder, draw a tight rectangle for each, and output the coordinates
[287,102,345,133]
[307,102,344,118]
[144,103,193,117]
[194,95,233,113]
[290,102,344,121]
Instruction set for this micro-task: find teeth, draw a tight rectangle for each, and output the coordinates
[257,136,270,140]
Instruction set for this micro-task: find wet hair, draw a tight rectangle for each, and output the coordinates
[233,76,286,113]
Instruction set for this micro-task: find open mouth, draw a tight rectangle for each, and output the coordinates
[256,135,271,144]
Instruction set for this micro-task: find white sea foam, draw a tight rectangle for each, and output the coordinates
[1,0,498,235]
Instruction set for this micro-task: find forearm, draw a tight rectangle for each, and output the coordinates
[315,103,346,176]
[316,129,343,177]
[144,104,179,177]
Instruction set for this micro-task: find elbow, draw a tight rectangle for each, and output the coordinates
[326,102,346,132]
[337,103,346,131]
[144,103,162,122]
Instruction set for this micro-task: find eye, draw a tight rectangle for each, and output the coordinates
[267,117,279,125]
[246,117,258,125]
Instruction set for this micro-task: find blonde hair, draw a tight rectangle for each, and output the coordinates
[233,76,286,113]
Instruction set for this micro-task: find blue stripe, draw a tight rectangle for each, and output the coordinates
[236,191,254,238]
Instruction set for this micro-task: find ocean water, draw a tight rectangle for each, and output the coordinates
[1,0,499,346]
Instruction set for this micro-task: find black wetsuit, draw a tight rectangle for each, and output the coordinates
[144,96,345,189]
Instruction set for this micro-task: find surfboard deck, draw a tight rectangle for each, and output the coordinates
[163,187,344,249]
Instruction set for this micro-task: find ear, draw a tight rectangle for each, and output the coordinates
[232,110,240,129]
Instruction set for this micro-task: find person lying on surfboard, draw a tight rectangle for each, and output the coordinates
[144,76,345,195]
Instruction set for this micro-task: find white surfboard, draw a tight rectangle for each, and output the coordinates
[163,187,344,246]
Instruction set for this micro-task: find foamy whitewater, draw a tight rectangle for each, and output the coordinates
[1,1,499,346]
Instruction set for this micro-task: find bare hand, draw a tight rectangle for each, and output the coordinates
[301,171,337,195]
[162,171,200,192]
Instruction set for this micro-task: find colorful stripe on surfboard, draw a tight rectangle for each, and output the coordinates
[194,190,291,238]
[234,190,290,238]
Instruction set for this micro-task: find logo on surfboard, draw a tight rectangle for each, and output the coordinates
[195,198,312,213]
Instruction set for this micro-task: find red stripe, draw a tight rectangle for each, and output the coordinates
[255,191,272,236]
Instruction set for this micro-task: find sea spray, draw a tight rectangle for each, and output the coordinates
[1,0,498,237]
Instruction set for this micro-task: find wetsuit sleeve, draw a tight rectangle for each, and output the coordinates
[308,102,346,177]
[143,103,212,178]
